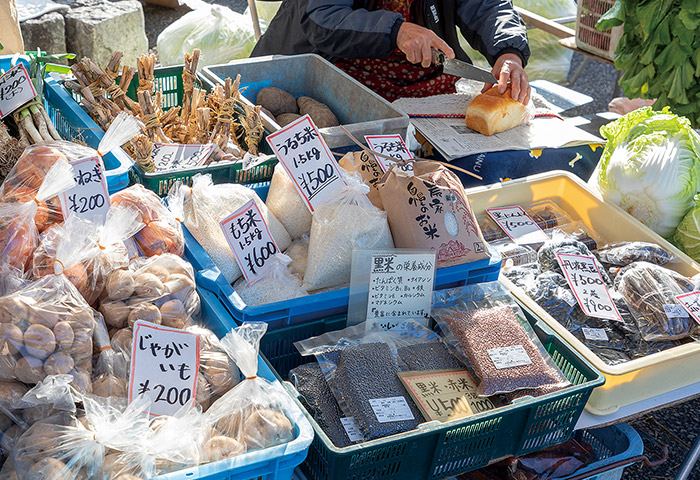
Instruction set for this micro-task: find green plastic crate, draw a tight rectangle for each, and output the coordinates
[65,65,277,197]
[262,298,605,480]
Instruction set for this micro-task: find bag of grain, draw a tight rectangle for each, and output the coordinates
[338,151,385,210]
[265,163,312,239]
[233,254,308,306]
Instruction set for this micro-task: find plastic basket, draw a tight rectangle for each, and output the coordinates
[464,171,700,416]
[158,285,313,480]
[0,55,131,194]
[262,298,604,480]
[575,0,623,60]
[566,424,643,480]
[188,182,503,330]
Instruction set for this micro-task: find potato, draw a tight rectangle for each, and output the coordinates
[69,370,92,394]
[92,375,127,398]
[143,264,170,282]
[0,324,23,355]
[43,352,74,376]
[53,321,74,350]
[297,96,339,128]
[0,297,31,324]
[276,113,301,127]
[244,408,294,450]
[100,301,130,329]
[203,435,245,461]
[128,303,162,328]
[1,424,23,455]
[260,106,275,120]
[111,328,133,355]
[0,355,17,381]
[106,270,135,301]
[256,87,298,116]
[160,299,188,329]
[23,324,56,360]
[0,380,29,406]
[133,273,166,298]
[71,308,94,331]
[163,274,194,298]
[29,457,69,479]
[14,356,45,384]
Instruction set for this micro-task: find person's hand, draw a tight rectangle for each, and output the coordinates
[481,53,530,104]
[397,22,454,68]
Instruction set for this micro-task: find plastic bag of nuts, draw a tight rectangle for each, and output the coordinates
[432,282,570,396]
[0,274,97,391]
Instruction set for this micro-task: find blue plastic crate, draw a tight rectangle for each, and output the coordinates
[187,182,502,330]
[0,55,132,194]
[155,286,314,480]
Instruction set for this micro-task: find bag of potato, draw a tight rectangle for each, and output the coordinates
[30,206,144,306]
[233,253,308,307]
[378,161,489,267]
[0,274,97,390]
[338,150,385,210]
[170,174,291,284]
[202,322,295,462]
[111,184,185,258]
[0,160,76,271]
[303,171,394,291]
[265,163,312,239]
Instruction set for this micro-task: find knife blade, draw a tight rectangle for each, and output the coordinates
[431,50,498,84]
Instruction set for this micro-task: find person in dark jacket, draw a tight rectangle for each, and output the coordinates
[251,0,531,103]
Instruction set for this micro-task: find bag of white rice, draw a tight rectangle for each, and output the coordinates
[169,174,291,283]
[265,163,313,239]
[233,253,308,306]
[285,235,309,278]
[303,171,394,291]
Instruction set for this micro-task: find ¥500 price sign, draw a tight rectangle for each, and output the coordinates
[266,115,346,212]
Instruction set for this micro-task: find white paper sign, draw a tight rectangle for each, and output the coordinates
[340,417,364,442]
[368,396,415,423]
[0,64,37,118]
[486,206,549,245]
[59,157,111,223]
[151,143,214,172]
[366,134,414,176]
[556,253,622,322]
[675,291,700,325]
[487,345,532,369]
[128,321,201,416]
[266,115,346,213]
[220,199,279,283]
[663,304,689,319]
[582,327,609,342]
[366,253,436,330]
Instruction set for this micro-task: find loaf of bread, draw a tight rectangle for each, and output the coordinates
[465,86,527,136]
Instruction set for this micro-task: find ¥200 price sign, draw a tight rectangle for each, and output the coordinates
[59,157,111,223]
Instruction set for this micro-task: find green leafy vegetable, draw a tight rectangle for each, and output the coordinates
[594,107,700,237]
[672,197,700,261]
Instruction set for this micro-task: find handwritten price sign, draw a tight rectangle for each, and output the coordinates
[365,134,414,176]
[59,157,111,223]
[128,321,200,416]
[220,199,279,282]
[151,143,214,172]
[266,115,345,212]
[556,253,622,322]
[486,206,549,245]
[0,64,36,118]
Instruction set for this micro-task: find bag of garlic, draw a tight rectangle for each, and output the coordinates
[0,274,97,389]
[169,174,291,284]
[203,322,295,462]
[303,171,394,291]
[233,253,308,307]
[0,159,76,271]
[31,205,145,305]
[265,163,313,239]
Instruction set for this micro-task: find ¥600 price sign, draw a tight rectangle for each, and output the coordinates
[220,199,279,282]
[266,115,345,212]
[59,157,111,223]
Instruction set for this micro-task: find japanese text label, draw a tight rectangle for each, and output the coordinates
[365,134,414,176]
[487,345,532,369]
[368,396,415,423]
[59,157,111,223]
[675,291,700,326]
[151,143,214,172]
[266,115,346,212]
[556,253,622,322]
[339,417,363,442]
[128,321,200,416]
[486,206,549,245]
[0,64,37,118]
[220,199,279,283]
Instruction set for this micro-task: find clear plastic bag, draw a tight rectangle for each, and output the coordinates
[285,236,309,278]
[265,163,312,239]
[111,184,185,258]
[493,242,538,267]
[233,253,308,307]
[478,200,573,244]
[172,174,291,284]
[304,171,394,291]
[31,205,144,305]
[597,241,675,267]
[614,262,697,341]
[432,282,570,396]
[338,151,385,210]
[0,160,75,271]
[203,322,295,462]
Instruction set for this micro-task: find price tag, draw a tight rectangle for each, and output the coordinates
[399,369,497,422]
[556,253,622,322]
[365,134,414,176]
[219,199,279,283]
[0,64,37,118]
[366,252,436,330]
[486,206,549,245]
[339,417,364,442]
[487,345,532,369]
[128,320,200,416]
[59,157,111,223]
[663,304,689,319]
[582,327,609,342]
[151,143,214,172]
[676,291,700,325]
[560,288,577,307]
[266,115,346,213]
[368,396,415,423]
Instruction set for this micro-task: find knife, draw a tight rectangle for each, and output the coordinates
[431,50,498,84]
